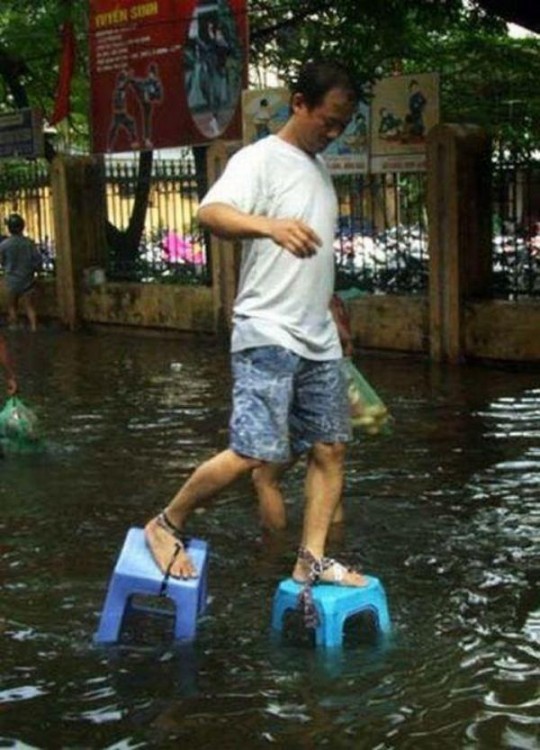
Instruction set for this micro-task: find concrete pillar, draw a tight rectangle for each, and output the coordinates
[205,140,243,334]
[50,155,107,329]
[426,124,492,363]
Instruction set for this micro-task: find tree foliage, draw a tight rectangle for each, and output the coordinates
[249,0,487,83]
[0,0,152,264]
[0,1,538,261]
[249,0,540,153]
[0,1,88,138]
[1,0,538,150]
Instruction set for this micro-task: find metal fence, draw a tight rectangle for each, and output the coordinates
[333,158,540,299]
[0,160,55,274]
[0,151,538,299]
[105,161,430,293]
[333,171,429,295]
[105,154,211,285]
[491,154,540,299]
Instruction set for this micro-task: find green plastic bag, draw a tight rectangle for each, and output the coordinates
[342,358,393,436]
[0,396,42,452]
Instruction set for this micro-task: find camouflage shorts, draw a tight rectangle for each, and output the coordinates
[229,346,351,462]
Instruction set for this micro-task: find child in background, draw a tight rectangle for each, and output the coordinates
[0,213,42,331]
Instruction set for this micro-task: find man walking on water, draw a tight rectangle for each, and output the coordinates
[144,60,367,592]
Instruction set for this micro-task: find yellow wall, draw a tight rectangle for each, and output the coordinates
[2,278,540,362]
[0,278,214,333]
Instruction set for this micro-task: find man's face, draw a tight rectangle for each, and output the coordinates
[292,87,357,155]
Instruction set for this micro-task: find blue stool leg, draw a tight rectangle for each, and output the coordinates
[198,563,208,615]
[372,590,391,634]
[95,578,130,643]
[316,608,344,648]
[271,594,295,632]
[185,539,208,615]
[173,591,199,640]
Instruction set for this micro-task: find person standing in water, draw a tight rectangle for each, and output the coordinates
[0,213,42,332]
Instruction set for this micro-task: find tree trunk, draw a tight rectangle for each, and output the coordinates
[104,149,153,272]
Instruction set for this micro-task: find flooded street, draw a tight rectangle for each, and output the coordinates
[1,328,539,749]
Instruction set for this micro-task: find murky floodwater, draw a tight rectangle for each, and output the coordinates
[1,328,539,749]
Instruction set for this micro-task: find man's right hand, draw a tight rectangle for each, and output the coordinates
[268,218,322,258]
[198,203,322,257]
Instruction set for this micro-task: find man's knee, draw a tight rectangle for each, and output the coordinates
[251,462,279,490]
[251,466,265,489]
[310,441,346,467]
[233,451,264,474]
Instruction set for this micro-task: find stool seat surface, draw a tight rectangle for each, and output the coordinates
[277,575,381,603]
[115,527,206,588]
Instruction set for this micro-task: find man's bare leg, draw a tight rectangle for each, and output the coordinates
[253,458,346,533]
[292,441,366,586]
[7,293,17,327]
[252,461,291,531]
[332,502,345,524]
[145,448,260,578]
[22,292,37,332]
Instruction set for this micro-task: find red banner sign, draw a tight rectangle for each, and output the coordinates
[89,0,247,153]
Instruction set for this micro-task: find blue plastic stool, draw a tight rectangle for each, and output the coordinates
[271,576,391,647]
[95,527,208,644]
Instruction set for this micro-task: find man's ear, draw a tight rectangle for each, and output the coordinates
[290,92,307,113]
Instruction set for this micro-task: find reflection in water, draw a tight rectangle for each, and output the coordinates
[1,330,539,748]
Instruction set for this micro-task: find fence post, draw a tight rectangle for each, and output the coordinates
[426,124,492,363]
[50,155,107,330]
[205,140,243,334]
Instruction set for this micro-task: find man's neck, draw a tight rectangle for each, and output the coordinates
[276,121,315,157]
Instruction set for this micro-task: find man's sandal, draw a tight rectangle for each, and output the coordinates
[293,546,363,628]
[156,511,197,591]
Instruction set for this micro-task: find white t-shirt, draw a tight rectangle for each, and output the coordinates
[200,135,341,360]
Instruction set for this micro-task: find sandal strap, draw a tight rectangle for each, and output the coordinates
[325,558,346,582]
[156,511,189,596]
[295,547,358,627]
[297,585,320,629]
[158,541,183,596]
[297,546,323,583]
[158,511,185,544]
[296,546,325,627]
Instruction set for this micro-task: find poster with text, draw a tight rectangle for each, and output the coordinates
[89,0,247,154]
[370,73,439,172]
[0,109,43,159]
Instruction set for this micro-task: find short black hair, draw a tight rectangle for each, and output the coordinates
[5,213,25,234]
[291,60,359,109]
